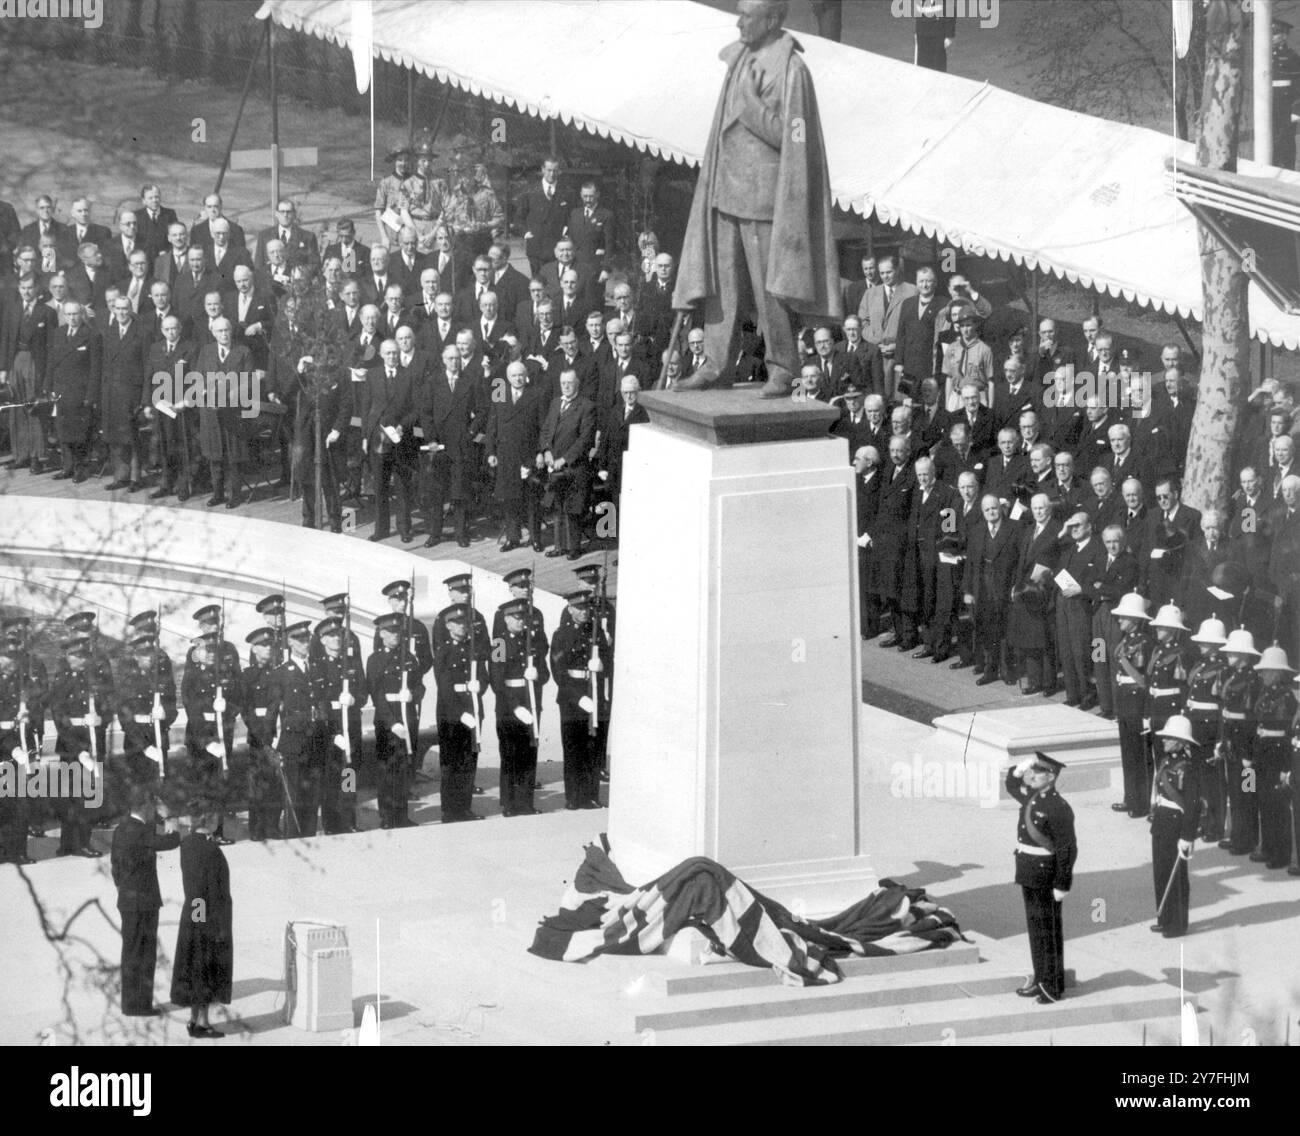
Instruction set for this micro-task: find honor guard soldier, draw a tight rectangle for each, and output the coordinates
[1005,752,1076,1004]
[242,628,283,841]
[1251,646,1296,870]
[380,578,433,786]
[1150,715,1202,938]
[114,632,177,800]
[367,612,426,828]
[63,611,115,689]
[490,598,549,816]
[1185,618,1228,841]
[1109,593,1153,818]
[255,593,288,665]
[311,593,363,662]
[50,641,108,857]
[573,561,614,778]
[3,618,50,843]
[1144,603,1189,807]
[267,621,325,836]
[491,568,546,641]
[312,616,366,834]
[549,590,608,809]
[0,642,37,863]
[1216,629,1260,856]
[188,604,243,677]
[182,631,241,844]
[432,604,489,822]
[433,573,491,649]
[1288,673,1300,876]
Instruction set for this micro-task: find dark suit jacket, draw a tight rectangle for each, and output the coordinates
[232,290,276,369]
[208,244,253,298]
[538,394,597,467]
[490,265,531,319]
[99,317,151,444]
[352,365,418,454]
[19,219,75,268]
[388,250,430,299]
[953,405,996,459]
[842,339,885,397]
[516,183,571,267]
[596,401,649,491]
[984,452,1028,504]
[485,384,545,502]
[1089,549,1139,610]
[47,324,103,430]
[65,264,110,314]
[896,292,944,380]
[963,521,1018,612]
[991,380,1038,435]
[421,371,484,494]
[565,204,614,269]
[192,217,248,255]
[321,237,371,277]
[134,206,180,262]
[1084,489,1125,534]
[174,269,220,329]
[152,248,190,291]
[255,224,319,270]
[111,815,180,912]
[1140,503,1202,599]
[0,292,53,382]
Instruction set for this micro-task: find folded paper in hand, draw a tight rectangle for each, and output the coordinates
[1054,569,1080,595]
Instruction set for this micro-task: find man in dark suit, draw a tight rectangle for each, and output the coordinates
[152,221,191,292]
[453,255,496,327]
[194,318,255,507]
[388,227,428,299]
[0,196,22,261]
[231,264,275,371]
[18,196,73,269]
[1054,511,1106,708]
[191,193,247,256]
[255,199,319,271]
[133,185,179,263]
[1088,523,1139,718]
[903,456,957,658]
[872,435,918,649]
[488,242,530,320]
[951,382,996,460]
[420,344,484,548]
[807,325,851,400]
[1181,510,1233,632]
[595,372,649,518]
[145,280,191,346]
[565,181,614,281]
[516,277,551,345]
[1140,477,1202,602]
[985,427,1028,508]
[1048,451,1090,518]
[114,250,153,317]
[1034,318,1076,385]
[415,287,458,358]
[1102,423,1154,506]
[838,314,884,397]
[354,339,418,543]
[537,366,597,560]
[143,314,196,500]
[358,245,394,309]
[523,300,562,370]
[540,239,599,315]
[517,158,570,276]
[111,786,180,1015]
[208,217,251,300]
[474,291,514,355]
[895,266,945,389]
[931,418,984,489]
[1083,466,1125,534]
[330,279,364,343]
[48,301,101,481]
[598,330,650,414]
[1119,476,1149,562]
[964,493,1020,683]
[173,246,217,331]
[992,359,1038,436]
[66,198,113,263]
[378,284,410,344]
[485,360,545,550]
[66,242,110,317]
[321,217,370,279]
[99,294,151,491]
[1075,399,1118,472]
[0,274,53,472]
[842,253,879,322]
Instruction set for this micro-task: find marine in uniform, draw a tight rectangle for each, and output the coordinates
[380,578,433,787]
[1149,715,1202,938]
[367,612,426,828]
[113,629,176,807]
[548,590,608,810]
[572,562,615,777]
[241,628,283,841]
[432,604,489,822]
[255,593,288,666]
[1250,646,1296,870]
[266,621,326,837]
[2,618,48,849]
[312,617,366,834]
[181,630,241,844]
[1110,593,1153,817]
[1006,752,1076,1003]
[490,599,549,816]
[50,641,108,857]
[1184,618,1228,842]
[0,641,38,864]
[1216,629,1261,856]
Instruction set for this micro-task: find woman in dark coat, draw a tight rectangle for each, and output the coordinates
[170,810,232,1038]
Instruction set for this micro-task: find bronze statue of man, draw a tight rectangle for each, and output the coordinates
[673,0,842,398]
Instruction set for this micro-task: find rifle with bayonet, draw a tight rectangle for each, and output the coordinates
[466,574,482,754]
[524,567,539,748]
[398,572,414,758]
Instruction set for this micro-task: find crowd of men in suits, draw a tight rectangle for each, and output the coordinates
[0,166,673,557]
[0,565,615,864]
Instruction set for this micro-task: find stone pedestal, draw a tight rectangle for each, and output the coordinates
[606,392,875,914]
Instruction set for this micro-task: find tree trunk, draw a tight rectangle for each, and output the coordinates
[1184,0,1250,518]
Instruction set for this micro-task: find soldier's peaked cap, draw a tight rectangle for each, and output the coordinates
[316,617,344,637]
[255,593,285,614]
[573,564,603,584]
[1274,17,1293,35]
[192,630,219,645]
[381,580,411,599]
[564,589,592,607]
[500,599,530,619]
[503,569,533,588]
[374,612,404,632]
[321,592,349,611]
[286,620,312,640]
[65,611,96,630]
[129,634,157,650]
[128,610,158,628]
[192,604,221,623]
[442,604,470,624]
[245,627,275,646]
[443,573,472,591]
[1031,752,1066,775]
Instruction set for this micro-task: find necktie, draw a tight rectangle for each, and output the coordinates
[24,301,33,318]
[585,207,593,220]
[561,399,572,414]
[885,286,892,305]
[219,349,227,363]
[512,389,520,404]
[386,369,396,379]
[281,228,289,242]
[448,376,456,394]
[545,185,553,200]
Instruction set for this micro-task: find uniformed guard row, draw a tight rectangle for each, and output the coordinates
[0,565,615,863]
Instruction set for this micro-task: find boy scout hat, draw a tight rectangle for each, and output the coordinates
[286,620,312,641]
[502,569,533,589]
[255,593,286,615]
[192,604,221,624]
[321,592,350,613]
[1031,751,1065,774]
[316,617,344,637]
[129,634,157,651]
[374,612,404,633]
[950,301,982,324]
[245,627,275,647]
[381,579,411,599]
[500,599,530,620]
[128,610,158,629]
[1254,645,1294,672]
[385,145,413,163]
[1274,17,1293,36]
[443,573,472,592]
[442,604,470,625]
[65,611,97,631]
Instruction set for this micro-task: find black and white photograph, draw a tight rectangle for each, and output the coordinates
[0,0,1296,1076]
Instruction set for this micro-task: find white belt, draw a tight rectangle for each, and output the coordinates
[1156,796,1182,812]
[452,683,469,693]
[1187,700,1219,711]
[203,712,216,721]
[1116,676,1137,685]
[1016,842,1050,856]
[505,679,526,688]
[0,720,13,729]
[1274,79,1293,87]
[384,693,407,702]
[1150,687,1182,697]
[133,714,151,724]
[254,708,268,717]
[69,716,89,726]
[1258,727,1287,738]
[566,669,588,679]
[330,701,345,710]
[1222,710,1247,720]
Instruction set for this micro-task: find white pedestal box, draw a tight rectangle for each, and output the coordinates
[606,392,876,915]
[285,919,354,1032]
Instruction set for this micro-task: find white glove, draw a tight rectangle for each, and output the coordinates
[578,695,595,714]
[149,704,166,721]
[1052,888,1067,903]
[205,741,225,759]
[392,723,408,741]
[297,355,314,374]
[333,734,349,752]
[523,666,539,682]
[338,690,356,708]
[856,533,871,548]
[1177,839,1193,858]
[588,657,604,674]
[212,695,226,713]
[513,706,534,725]
[459,711,478,730]
[84,712,101,728]
[1142,718,1151,731]
[326,428,340,446]
[77,751,96,773]
[469,679,483,695]
[395,688,413,703]
[1012,757,1034,778]
[144,745,163,765]
[11,747,28,767]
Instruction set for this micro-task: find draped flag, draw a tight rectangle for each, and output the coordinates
[529,840,966,987]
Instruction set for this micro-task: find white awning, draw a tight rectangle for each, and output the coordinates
[256,0,1300,350]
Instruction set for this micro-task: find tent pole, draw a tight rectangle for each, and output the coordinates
[269,21,281,214]
[213,20,268,197]
[407,71,416,145]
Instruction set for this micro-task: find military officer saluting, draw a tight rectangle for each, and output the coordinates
[1216,629,1261,856]
[548,590,608,810]
[490,598,549,817]
[312,616,366,834]
[242,627,283,841]
[1251,645,1296,870]
[1184,617,1228,842]
[1150,715,1202,938]
[1005,752,1076,1004]
[366,611,426,829]
[431,604,489,823]
[1109,593,1153,818]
